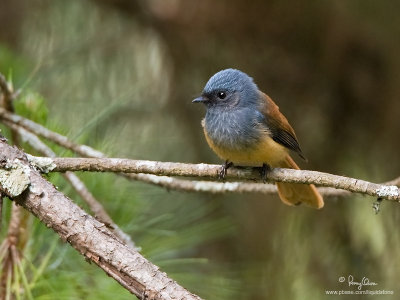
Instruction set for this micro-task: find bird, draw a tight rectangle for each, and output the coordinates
[192,68,324,209]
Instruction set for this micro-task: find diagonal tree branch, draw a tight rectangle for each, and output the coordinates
[0,138,201,300]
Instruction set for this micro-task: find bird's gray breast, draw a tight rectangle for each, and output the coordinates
[204,107,263,151]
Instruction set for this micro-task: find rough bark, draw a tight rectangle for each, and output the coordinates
[0,139,201,300]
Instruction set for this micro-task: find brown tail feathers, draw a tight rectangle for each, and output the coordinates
[276,156,324,209]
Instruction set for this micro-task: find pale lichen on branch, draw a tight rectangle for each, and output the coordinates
[0,158,31,197]
[376,185,399,198]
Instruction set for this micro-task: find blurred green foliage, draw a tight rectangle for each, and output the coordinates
[1,0,400,299]
[14,91,48,123]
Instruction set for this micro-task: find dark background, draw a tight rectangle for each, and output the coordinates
[1,0,399,299]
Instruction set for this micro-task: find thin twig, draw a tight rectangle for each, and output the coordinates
[0,73,15,110]
[0,107,104,158]
[0,74,20,144]
[132,173,278,194]
[0,107,202,194]
[131,173,351,198]
[385,176,400,187]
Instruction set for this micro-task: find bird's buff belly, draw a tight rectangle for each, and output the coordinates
[203,128,288,167]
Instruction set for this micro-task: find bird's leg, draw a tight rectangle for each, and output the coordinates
[219,160,233,180]
[373,197,383,214]
[260,163,271,183]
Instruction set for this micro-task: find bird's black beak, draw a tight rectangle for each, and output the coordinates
[192,96,209,103]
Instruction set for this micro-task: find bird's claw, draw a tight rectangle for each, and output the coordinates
[260,163,271,183]
[218,160,233,180]
[373,197,383,214]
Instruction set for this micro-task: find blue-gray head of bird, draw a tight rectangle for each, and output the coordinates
[192,69,260,110]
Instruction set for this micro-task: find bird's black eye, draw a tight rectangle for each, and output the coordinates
[217,91,226,99]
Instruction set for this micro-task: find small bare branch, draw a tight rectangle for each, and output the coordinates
[0,74,15,111]
[131,174,352,198]
[0,107,104,158]
[385,176,400,187]
[0,109,208,195]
